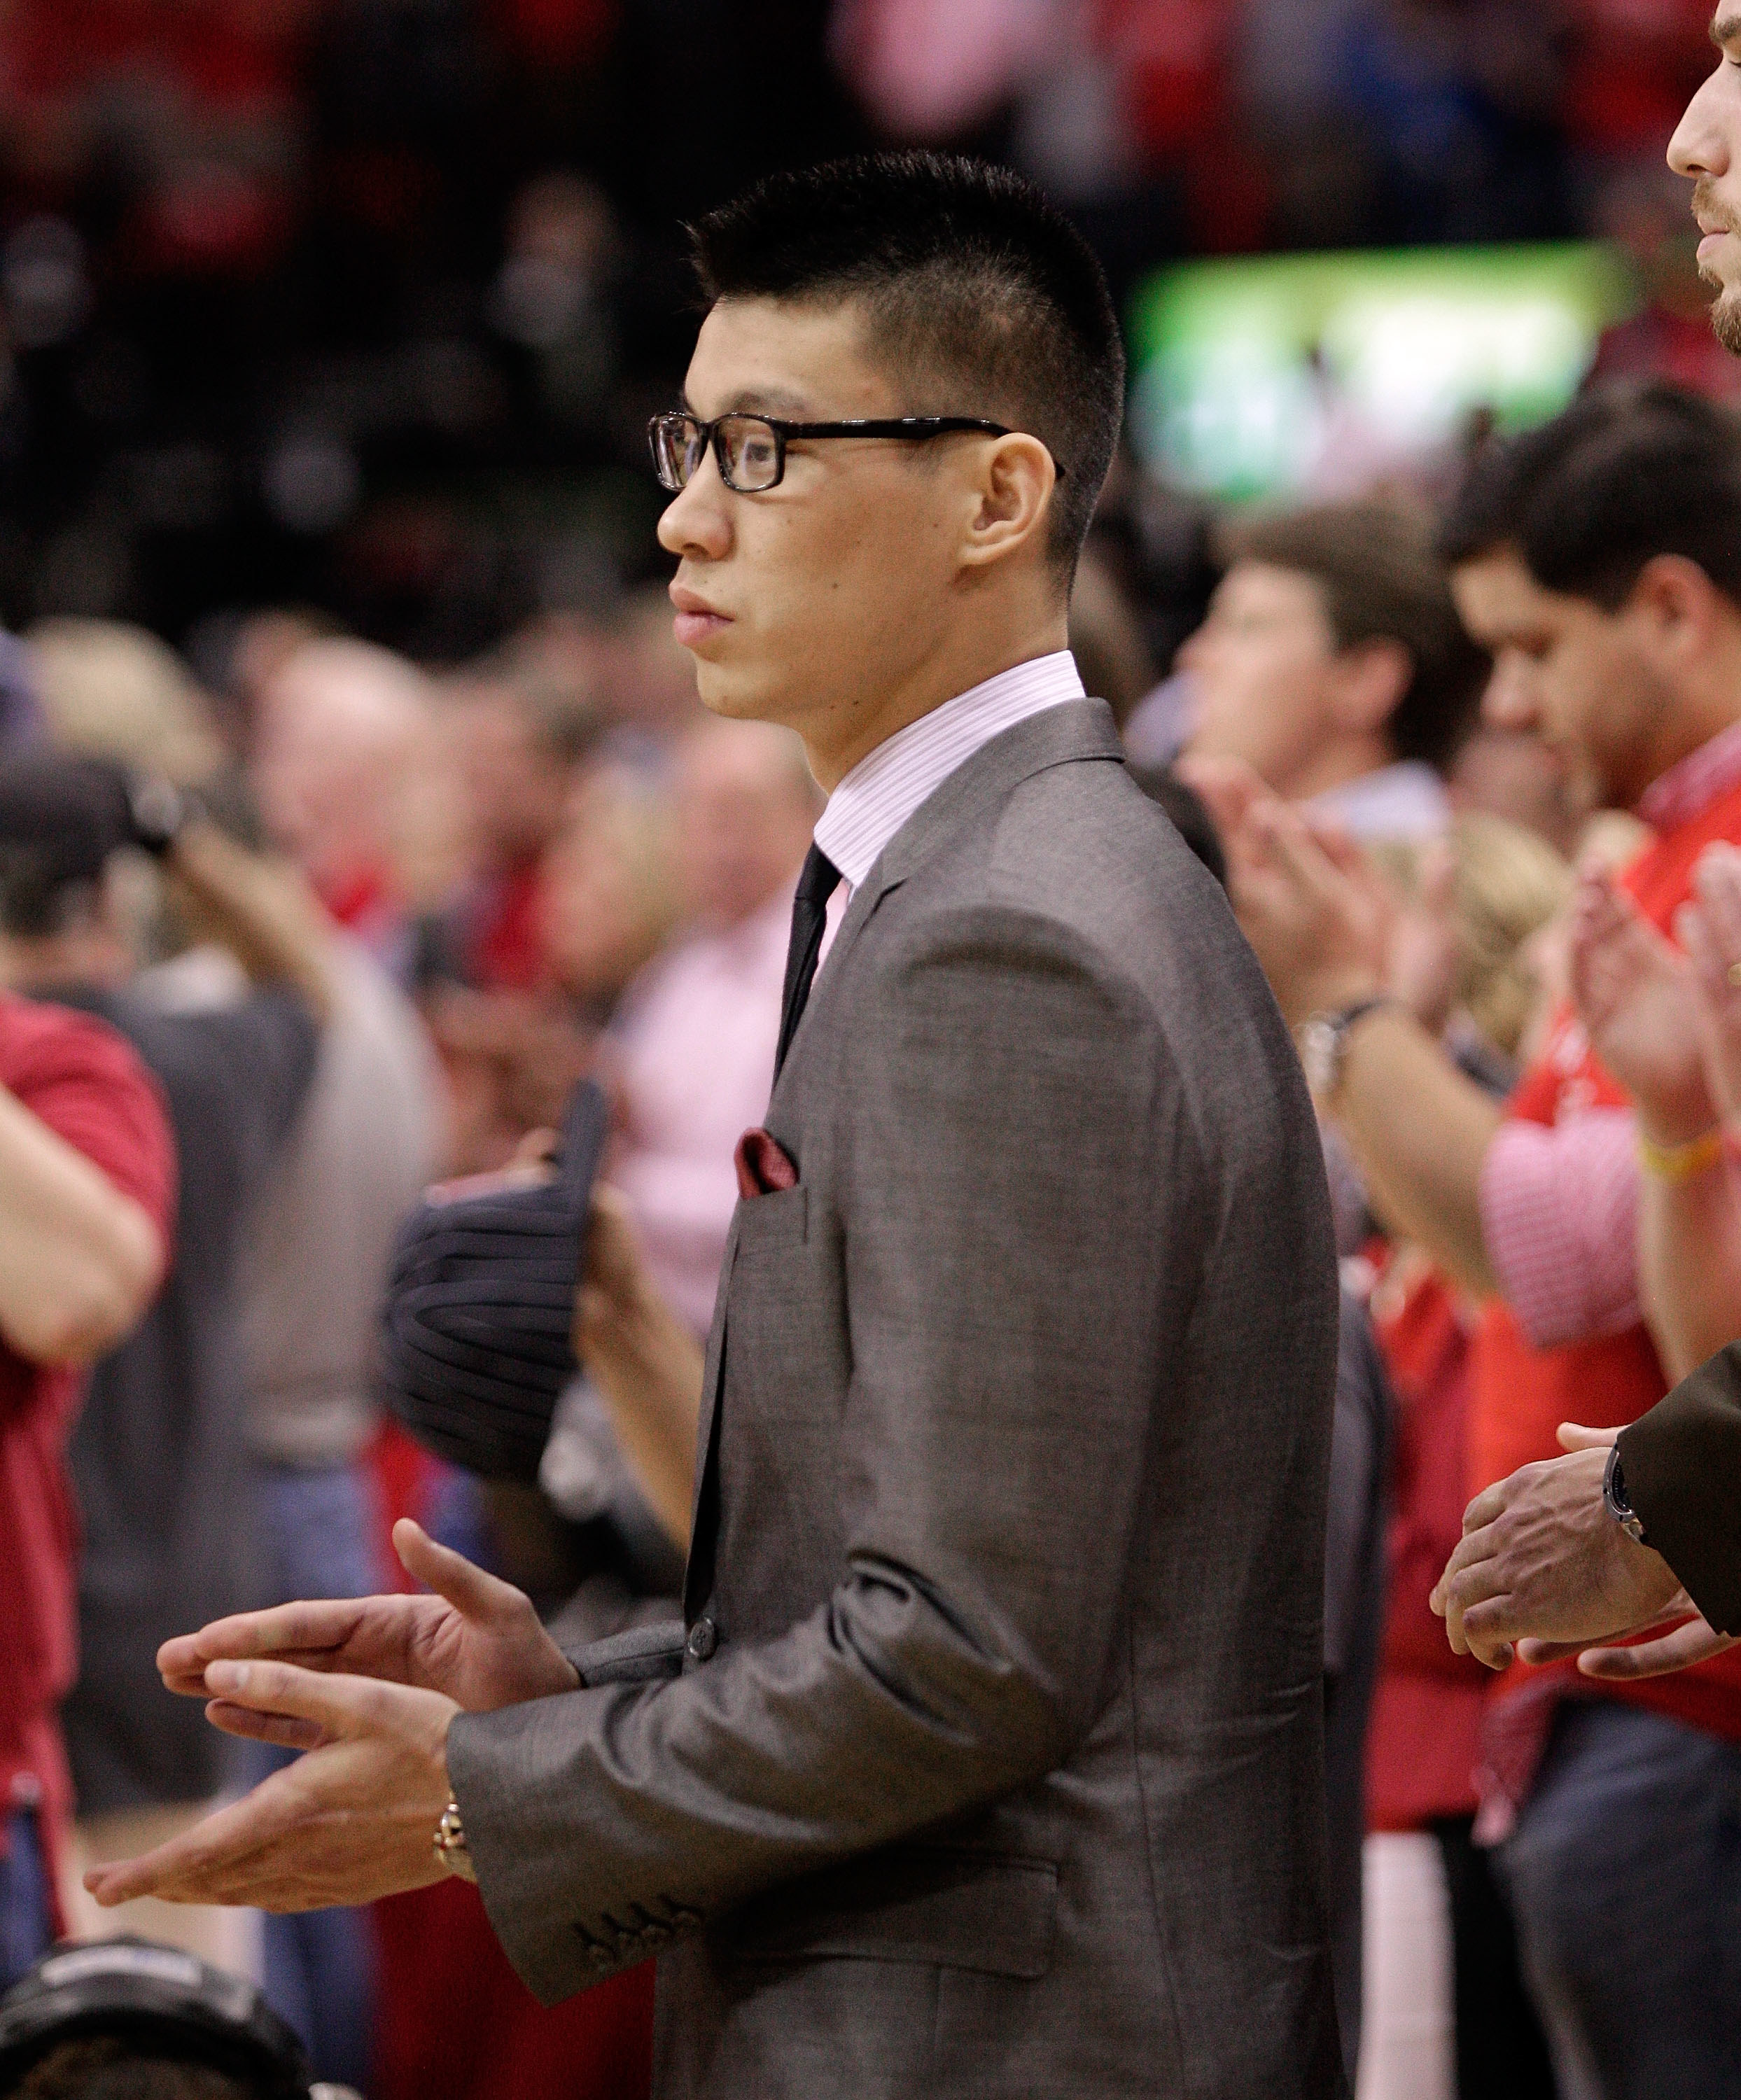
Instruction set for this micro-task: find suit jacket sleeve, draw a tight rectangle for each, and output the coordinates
[1617,1342,1741,1636]
[446,903,1196,2003]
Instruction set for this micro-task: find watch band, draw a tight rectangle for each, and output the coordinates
[1603,1443,1649,1548]
[1299,996,1394,1101]
[433,1800,477,1882]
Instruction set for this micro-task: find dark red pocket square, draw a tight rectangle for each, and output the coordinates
[736,1127,798,1199]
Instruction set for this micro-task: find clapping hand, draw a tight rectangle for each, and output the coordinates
[83,1520,579,1912]
[158,1519,579,1744]
[1567,875,1714,1146]
[1179,756,1391,1026]
[83,1666,461,1912]
[1431,1424,1728,1678]
[1676,842,1741,1128]
[1558,1604,1736,1681]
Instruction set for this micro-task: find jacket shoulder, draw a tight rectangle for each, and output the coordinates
[942,755,1256,1013]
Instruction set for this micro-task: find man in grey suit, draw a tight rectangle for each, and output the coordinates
[91,153,1347,2098]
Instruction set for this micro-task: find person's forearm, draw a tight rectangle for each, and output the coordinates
[168,821,335,1021]
[1638,1162,1741,1380]
[0,1085,162,1366]
[1331,1007,1503,1297]
[584,1294,703,1549]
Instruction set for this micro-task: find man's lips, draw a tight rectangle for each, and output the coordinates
[1694,196,1740,261]
[671,585,732,649]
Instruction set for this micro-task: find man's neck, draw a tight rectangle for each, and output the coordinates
[1642,641,1741,796]
[804,605,1070,792]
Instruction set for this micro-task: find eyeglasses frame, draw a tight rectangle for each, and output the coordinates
[648,410,1063,494]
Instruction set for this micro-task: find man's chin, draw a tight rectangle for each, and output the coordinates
[692,661,779,726]
[1708,281,1741,356]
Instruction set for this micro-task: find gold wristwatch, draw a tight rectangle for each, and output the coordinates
[433,1800,477,1882]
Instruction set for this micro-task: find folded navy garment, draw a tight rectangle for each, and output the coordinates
[377,1080,608,1482]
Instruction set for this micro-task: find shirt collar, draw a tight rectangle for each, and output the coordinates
[813,650,1086,889]
[1637,716,1741,835]
[1308,761,1450,843]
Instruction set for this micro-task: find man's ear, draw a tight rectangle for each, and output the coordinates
[1625,553,1725,667]
[1326,636,1413,741]
[956,433,1056,574]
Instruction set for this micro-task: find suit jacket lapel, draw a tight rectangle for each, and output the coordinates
[868,696,1124,895]
[769,699,1124,1115]
[685,699,1125,1614]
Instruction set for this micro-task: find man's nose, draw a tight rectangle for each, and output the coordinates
[1480,656,1537,732]
[1670,69,1728,180]
[657,454,733,561]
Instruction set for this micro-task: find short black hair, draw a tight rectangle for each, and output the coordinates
[1227,501,1488,775]
[1439,382,1741,610]
[688,152,1125,575]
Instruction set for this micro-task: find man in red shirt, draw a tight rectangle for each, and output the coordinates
[1211,386,1741,2096]
[0,990,172,1984]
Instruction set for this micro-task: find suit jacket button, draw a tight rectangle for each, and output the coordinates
[685,1617,718,1662]
[670,1907,702,1928]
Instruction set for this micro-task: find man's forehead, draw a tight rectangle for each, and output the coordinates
[681,295,893,418]
[1218,559,1329,615]
[1453,549,1574,632]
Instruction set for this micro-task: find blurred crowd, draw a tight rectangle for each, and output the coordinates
[0,0,1728,664]
[0,585,833,2093]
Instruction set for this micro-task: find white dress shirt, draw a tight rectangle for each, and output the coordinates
[813,650,1086,890]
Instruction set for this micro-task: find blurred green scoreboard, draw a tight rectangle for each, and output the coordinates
[1127,244,1638,504]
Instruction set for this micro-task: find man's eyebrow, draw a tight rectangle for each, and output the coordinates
[734,389,811,415]
[676,386,814,419]
[1712,9,1741,49]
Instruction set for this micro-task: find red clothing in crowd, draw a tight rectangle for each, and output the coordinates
[466,859,549,993]
[1365,1260,1490,1833]
[1470,750,1741,1767]
[372,1881,653,2100]
[0,992,174,1917]
[1562,0,1716,157]
[319,863,409,967]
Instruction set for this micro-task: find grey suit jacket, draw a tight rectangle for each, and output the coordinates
[449,699,1346,2098]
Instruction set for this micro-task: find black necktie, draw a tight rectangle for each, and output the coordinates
[774,844,841,1082]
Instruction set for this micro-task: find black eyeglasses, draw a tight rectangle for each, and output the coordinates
[648,410,1037,494]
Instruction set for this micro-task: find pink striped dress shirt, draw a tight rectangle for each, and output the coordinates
[813,650,1086,893]
[806,647,1084,974]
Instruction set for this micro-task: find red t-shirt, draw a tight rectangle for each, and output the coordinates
[1471,771,1741,1744]
[0,993,174,1854]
